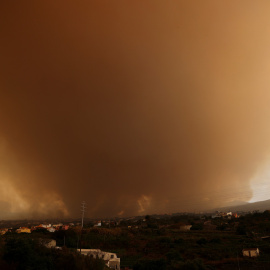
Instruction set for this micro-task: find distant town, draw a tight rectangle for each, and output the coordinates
[1,209,270,269]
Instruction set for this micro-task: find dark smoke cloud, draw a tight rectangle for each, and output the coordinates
[1,1,270,218]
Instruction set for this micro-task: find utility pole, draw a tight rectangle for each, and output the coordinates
[80,201,86,254]
[237,252,240,270]
[81,201,86,229]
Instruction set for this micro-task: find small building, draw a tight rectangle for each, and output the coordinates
[179,225,192,231]
[0,229,8,235]
[39,224,51,228]
[242,248,259,257]
[79,249,120,269]
[108,258,120,269]
[40,239,57,248]
[16,227,31,233]
[53,223,63,228]
[47,227,56,233]
[61,225,69,230]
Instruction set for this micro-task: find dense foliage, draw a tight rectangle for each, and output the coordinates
[0,237,105,270]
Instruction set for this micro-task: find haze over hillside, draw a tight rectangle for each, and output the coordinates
[214,199,270,213]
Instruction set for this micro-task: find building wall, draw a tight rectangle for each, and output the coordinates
[79,249,120,269]
[21,228,31,233]
[109,259,120,269]
[243,249,259,257]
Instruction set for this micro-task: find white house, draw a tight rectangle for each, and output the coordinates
[47,227,56,233]
[242,248,259,257]
[94,222,102,227]
[40,224,51,228]
[78,249,120,269]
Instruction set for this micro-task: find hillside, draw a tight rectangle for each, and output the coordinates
[214,199,270,212]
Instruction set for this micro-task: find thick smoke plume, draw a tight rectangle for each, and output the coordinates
[1,1,270,219]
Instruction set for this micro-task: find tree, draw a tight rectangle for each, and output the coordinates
[134,259,166,270]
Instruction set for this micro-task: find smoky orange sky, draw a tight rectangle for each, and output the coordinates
[1,1,270,219]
